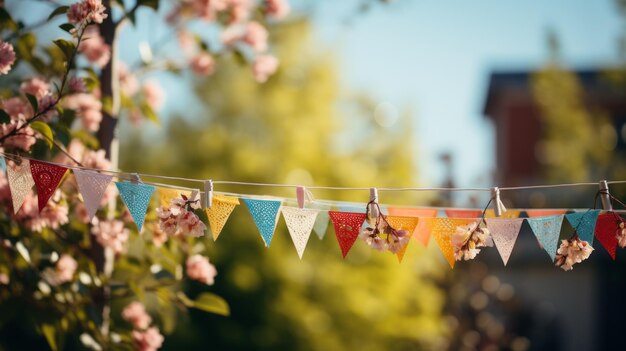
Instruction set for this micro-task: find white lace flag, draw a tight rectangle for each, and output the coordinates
[485,218,524,266]
[74,169,113,221]
[6,159,35,214]
[281,206,319,259]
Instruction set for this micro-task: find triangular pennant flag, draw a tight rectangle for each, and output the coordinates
[0,156,5,171]
[594,213,620,260]
[527,215,564,261]
[205,194,239,241]
[485,209,521,219]
[281,207,319,259]
[566,210,600,244]
[388,208,438,246]
[485,218,524,266]
[115,182,155,231]
[242,198,282,247]
[386,216,419,263]
[30,160,68,212]
[157,187,192,207]
[526,209,567,217]
[328,211,367,258]
[429,218,477,268]
[445,209,482,218]
[6,159,35,214]
[73,169,112,221]
[313,210,330,239]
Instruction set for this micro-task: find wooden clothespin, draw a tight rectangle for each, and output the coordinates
[599,180,612,211]
[203,180,213,209]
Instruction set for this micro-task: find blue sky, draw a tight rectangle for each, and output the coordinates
[12,0,625,200]
[301,0,624,195]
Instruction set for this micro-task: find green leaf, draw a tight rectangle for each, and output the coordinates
[48,6,69,21]
[139,102,160,125]
[59,23,75,34]
[25,94,38,113]
[184,292,230,316]
[53,39,76,60]
[138,0,159,10]
[72,130,100,149]
[41,324,58,351]
[0,110,10,124]
[31,121,54,149]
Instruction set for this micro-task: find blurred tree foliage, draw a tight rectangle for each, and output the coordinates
[122,19,449,351]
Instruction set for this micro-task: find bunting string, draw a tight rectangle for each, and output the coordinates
[1,151,626,270]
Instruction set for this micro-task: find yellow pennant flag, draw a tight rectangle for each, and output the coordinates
[387,208,439,246]
[205,194,240,241]
[158,187,192,207]
[386,215,419,263]
[429,218,478,269]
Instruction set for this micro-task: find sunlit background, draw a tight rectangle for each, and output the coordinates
[6,0,626,350]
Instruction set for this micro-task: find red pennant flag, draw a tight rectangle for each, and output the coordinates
[30,160,68,212]
[444,209,482,218]
[328,211,366,258]
[595,213,620,260]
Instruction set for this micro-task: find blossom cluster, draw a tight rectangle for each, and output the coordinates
[156,196,206,238]
[122,302,164,351]
[67,0,108,27]
[360,217,410,254]
[554,236,593,271]
[451,222,490,261]
[186,254,218,285]
[41,254,78,286]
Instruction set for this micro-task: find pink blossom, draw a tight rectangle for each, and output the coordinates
[117,62,139,96]
[132,327,164,351]
[63,93,102,131]
[151,225,168,247]
[67,0,108,25]
[69,77,87,93]
[0,121,36,151]
[20,78,50,100]
[177,30,196,54]
[55,254,77,283]
[38,94,58,122]
[186,254,217,285]
[79,26,111,68]
[192,0,228,21]
[178,211,206,237]
[122,302,152,330]
[74,202,91,224]
[243,22,268,52]
[142,80,165,111]
[189,53,216,76]
[1,97,32,120]
[16,191,69,232]
[40,198,70,230]
[265,0,290,19]
[0,41,16,75]
[91,219,129,254]
[82,149,111,170]
[0,273,9,285]
[226,0,253,23]
[251,54,278,83]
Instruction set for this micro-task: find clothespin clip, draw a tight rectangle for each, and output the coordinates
[130,173,141,184]
[491,187,507,217]
[296,186,306,209]
[599,180,612,211]
[368,188,379,221]
[203,180,213,209]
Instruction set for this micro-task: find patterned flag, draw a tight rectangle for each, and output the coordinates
[242,198,282,247]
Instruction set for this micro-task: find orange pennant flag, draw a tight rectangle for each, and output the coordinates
[388,208,438,246]
[445,209,482,218]
[526,209,567,217]
[429,218,478,268]
[386,215,419,263]
[206,194,240,241]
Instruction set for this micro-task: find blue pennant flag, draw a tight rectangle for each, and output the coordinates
[527,215,564,262]
[243,198,282,247]
[565,210,600,244]
[115,182,155,231]
[0,156,5,172]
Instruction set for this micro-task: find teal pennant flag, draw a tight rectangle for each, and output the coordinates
[527,215,564,262]
[243,198,282,247]
[115,182,155,231]
[565,210,600,244]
